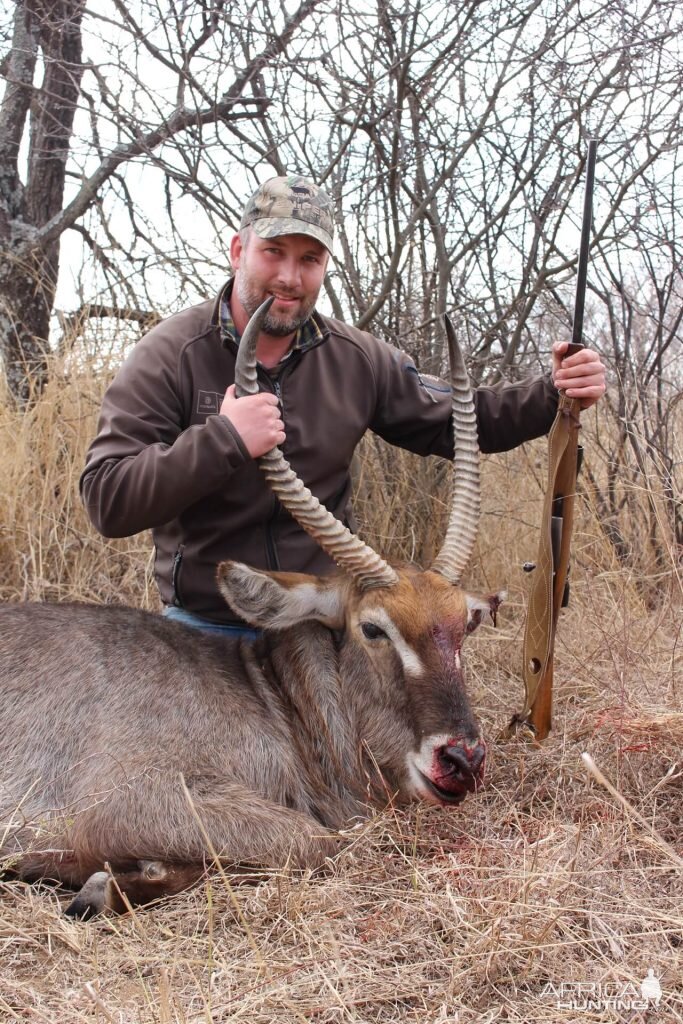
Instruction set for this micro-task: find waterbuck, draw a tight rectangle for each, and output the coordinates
[0,301,502,917]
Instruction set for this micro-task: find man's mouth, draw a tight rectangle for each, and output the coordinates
[270,293,300,308]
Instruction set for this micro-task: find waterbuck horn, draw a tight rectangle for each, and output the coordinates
[429,316,481,584]
[234,297,398,590]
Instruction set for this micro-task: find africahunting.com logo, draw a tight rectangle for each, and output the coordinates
[540,970,663,1012]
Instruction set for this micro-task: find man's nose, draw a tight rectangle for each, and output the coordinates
[276,257,302,291]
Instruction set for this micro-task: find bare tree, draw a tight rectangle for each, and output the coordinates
[2,2,680,380]
[0,0,324,402]
[0,3,681,588]
[582,176,683,578]
[0,0,680,606]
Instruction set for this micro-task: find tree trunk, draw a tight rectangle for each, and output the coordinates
[0,251,55,403]
[0,0,84,404]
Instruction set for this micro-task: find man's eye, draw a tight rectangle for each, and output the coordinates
[361,622,387,640]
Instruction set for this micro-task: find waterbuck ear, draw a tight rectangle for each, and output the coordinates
[217,561,345,630]
[465,589,507,633]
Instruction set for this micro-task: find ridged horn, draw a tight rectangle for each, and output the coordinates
[234,297,398,590]
[429,316,481,584]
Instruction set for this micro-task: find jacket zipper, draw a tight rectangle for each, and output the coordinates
[171,544,185,606]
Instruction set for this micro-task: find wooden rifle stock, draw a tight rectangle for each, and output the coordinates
[506,141,597,741]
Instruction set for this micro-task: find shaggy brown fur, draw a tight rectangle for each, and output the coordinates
[0,561,498,916]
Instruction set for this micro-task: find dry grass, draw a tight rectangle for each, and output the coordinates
[1,363,681,1023]
[0,365,158,608]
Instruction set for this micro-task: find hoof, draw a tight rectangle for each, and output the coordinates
[64,871,113,919]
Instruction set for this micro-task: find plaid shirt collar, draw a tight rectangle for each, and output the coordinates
[219,279,324,367]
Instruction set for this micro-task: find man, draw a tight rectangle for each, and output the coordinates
[80,175,606,633]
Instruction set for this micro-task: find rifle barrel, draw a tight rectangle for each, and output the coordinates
[571,139,598,350]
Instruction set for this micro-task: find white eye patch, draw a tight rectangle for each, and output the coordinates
[359,608,424,678]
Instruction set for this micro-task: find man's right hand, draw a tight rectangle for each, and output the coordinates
[220,385,286,457]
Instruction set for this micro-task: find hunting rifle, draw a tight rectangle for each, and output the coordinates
[506,140,598,741]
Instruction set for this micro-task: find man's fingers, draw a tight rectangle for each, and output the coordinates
[555,365,604,383]
[554,349,605,384]
[555,365,605,387]
[552,345,606,411]
[238,392,280,407]
[559,372,606,393]
[219,385,285,457]
[225,385,279,405]
[558,370,606,409]
[565,382,605,397]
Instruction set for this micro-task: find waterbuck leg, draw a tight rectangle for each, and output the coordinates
[64,861,206,918]
[5,777,338,916]
[1,846,84,889]
[62,777,338,902]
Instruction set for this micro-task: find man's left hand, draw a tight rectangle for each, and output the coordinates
[552,342,606,410]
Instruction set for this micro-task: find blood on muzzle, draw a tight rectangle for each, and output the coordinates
[440,741,486,786]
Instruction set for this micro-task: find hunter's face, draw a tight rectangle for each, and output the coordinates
[231,231,328,337]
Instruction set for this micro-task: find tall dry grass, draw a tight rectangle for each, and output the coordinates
[1,357,681,1023]
[0,362,157,608]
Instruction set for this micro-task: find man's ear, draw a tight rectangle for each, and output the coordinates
[465,590,506,633]
[217,561,345,630]
[229,232,243,271]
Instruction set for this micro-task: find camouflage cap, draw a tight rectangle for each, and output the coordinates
[240,175,335,253]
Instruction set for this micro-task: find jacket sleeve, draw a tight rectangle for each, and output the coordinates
[474,374,560,453]
[368,341,560,457]
[79,332,250,538]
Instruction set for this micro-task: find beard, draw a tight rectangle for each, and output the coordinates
[236,275,316,337]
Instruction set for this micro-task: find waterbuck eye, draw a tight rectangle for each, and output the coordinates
[361,622,387,640]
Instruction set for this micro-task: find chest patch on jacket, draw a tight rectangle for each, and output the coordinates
[196,390,222,415]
